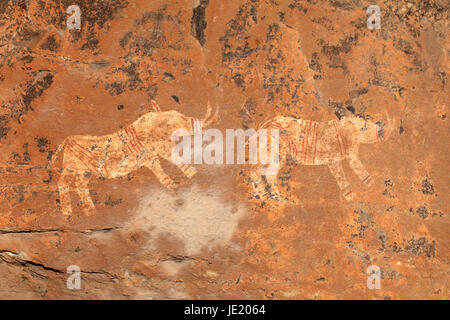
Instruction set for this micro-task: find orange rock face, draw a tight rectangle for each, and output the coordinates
[0,0,448,299]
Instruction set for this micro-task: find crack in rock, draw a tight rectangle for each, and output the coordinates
[0,227,120,235]
[0,250,116,278]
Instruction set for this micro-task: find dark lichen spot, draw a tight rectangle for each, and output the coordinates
[346,105,355,114]
[416,206,429,219]
[35,136,50,153]
[309,52,322,72]
[81,38,99,51]
[40,35,60,52]
[120,32,133,48]
[421,177,434,195]
[350,209,375,238]
[321,34,358,57]
[105,82,125,96]
[315,277,326,282]
[250,3,258,23]
[0,0,8,14]
[329,100,346,119]
[329,0,354,11]
[349,87,368,98]
[48,0,129,32]
[289,0,306,12]
[163,72,175,81]
[405,236,436,258]
[381,268,399,280]
[105,194,122,206]
[171,95,180,104]
[191,0,209,46]
[21,55,34,64]
[232,73,245,89]
[0,114,9,140]
[22,72,54,109]
[43,168,53,184]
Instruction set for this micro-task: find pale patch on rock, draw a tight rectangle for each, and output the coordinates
[128,186,246,256]
[281,289,298,298]
[158,260,190,276]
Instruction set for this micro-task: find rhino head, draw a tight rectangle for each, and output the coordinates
[340,113,394,144]
[170,100,219,137]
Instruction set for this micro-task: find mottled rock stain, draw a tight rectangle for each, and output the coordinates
[0,0,448,299]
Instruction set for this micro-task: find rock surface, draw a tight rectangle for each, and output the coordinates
[0,0,448,299]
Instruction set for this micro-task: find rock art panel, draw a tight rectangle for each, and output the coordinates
[0,0,448,300]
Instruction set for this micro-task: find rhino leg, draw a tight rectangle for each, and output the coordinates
[74,172,96,216]
[160,151,197,179]
[147,157,177,190]
[178,163,197,178]
[349,157,373,186]
[57,170,73,216]
[328,161,354,201]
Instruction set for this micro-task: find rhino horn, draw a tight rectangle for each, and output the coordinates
[202,101,219,127]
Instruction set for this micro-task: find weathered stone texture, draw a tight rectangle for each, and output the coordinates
[0,0,448,299]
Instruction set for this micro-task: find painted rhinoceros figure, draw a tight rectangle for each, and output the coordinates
[249,112,394,201]
[50,100,217,216]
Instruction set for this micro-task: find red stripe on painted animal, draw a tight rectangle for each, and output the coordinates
[303,121,311,163]
[117,132,137,158]
[312,122,318,164]
[307,121,313,162]
[336,121,347,154]
[263,120,282,130]
[67,142,92,163]
[124,128,141,157]
[270,121,291,130]
[74,148,97,170]
[340,126,347,154]
[124,127,141,155]
[129,126,145,150]
[151,100,161,112]
[71,141,98,162]
[261,120,275,129]
[300,122,306,158]
[261,119,286,130]
[126,143,137,158]
[363,175,372,184]
[333,121,344,156]
[289,140,297,157]
[75,145,98,164]
[66,145,94,171]
[183,166,191,173]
